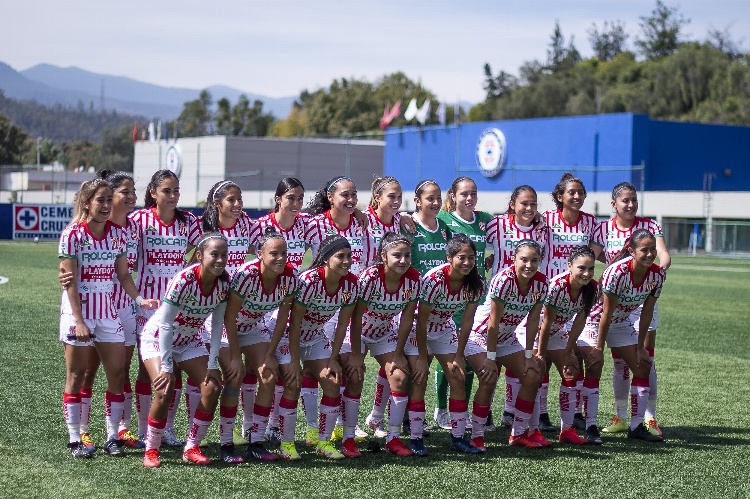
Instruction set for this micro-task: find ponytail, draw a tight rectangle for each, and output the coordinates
[442,176,475,213]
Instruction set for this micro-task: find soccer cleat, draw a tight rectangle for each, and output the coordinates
[246,442,279,462]
[573,413,586,431]
[265,426,282,447]
[585,425,603,445]
[409,438,428,457]
[470,436,487,452]
[220,444,245,464]
[182,446,211,465]
[602,415,629,433]
[485,410,496,432]
[305,427,320,446]
[233,427,249,446]
[330,424,344,442]
[527,429,553,448]
[103,438,125,456]
[434,408,452,430]
[645,418,663,437]
[422,419,431,437]
[162,427,183,447]
[628,423,664,442]
[365,413,388,439]
[341,438,361,458]
[538,413,557,432]
[68,442,92,459]
[354,425,368,443]
[143,449,161,468]
[509,431,543,448]
[402,418,411,435]
[500,411,514,428]
[316,440,345,460]
[559,427,588,445]
[450,436,483,454]
[118,429,145,449]
[80,432,95,454]
[279,442,301,461]
[385,437,413,456]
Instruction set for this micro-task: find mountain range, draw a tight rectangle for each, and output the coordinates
[0,61,296,119]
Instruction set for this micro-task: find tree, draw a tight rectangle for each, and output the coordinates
[214,97,232,135]
[589,20,629,61]
[547,21,581,73]
[707,25,744,60]
[231,95,275,137]
[0,112,29,164]
[177,89,213,137]
[483,63,518,100]
[99,124,135,171]
[635,0,690,59]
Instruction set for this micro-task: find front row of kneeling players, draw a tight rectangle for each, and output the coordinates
[59,178,664,466]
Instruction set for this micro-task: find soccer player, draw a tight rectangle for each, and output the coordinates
[591,181,671,436]
[574,229,666,444]
[221,230,298,462]
[537,245,598,445]
[139,233,231,467]
[462,240,548,450]
[130,169,201,447]
[542,172,598,431]
[410,180,451,276]
[59,178,158,458]
[434,177,493,431]
[346,233,421,457]
[403,233,485,455]
[281,235,359,460]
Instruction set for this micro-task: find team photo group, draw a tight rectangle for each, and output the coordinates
[57,167,670,468]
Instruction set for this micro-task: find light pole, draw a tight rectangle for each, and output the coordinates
[36,137,42,169]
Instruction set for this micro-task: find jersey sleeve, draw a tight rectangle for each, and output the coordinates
[294,275,315,307]
[600,266,622,297]
[488,271,510,303]
[485,216,499,244]
[419,274,439,306]
[591,220,607,247]
[230,267,250,297]
[187,213,202,246]
[58,224,78,258]
[648,219,664,238]
[543,280,563,309]
[163,273,188,306]
[304,218,322,257]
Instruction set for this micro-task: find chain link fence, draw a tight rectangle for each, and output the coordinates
[663,219,750,255]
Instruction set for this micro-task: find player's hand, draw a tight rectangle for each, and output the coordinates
[344,352,366,382]
[484,254,494,272]
[636,345,652,370]
[448,356,466,381]
[389,352,410,377]
[411,356,429,385]
[259,354,279,384]
[204,368,223,388]
[224,355,245,387]
[477,357,498,383]
[524,356,542,377]
[74,321,92,342]
[283,361,302,389]
[562,349,580,380]
[399,214,417,234]
[153,370,175,394]
[59,270,74,289]
[139,299,159,310]
[324,358,342,383]
[585,347,604,370]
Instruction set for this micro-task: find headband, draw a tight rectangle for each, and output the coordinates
[213,180,238,199]
[382,238,409,251]
[327,176,352,193]
[415,180,438,193]
[319,235,351,262]
[196,233,228,248]
[374,177,398,194]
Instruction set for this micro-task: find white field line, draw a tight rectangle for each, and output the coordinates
[669,265,750,273]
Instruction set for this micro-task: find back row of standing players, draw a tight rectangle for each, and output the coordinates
[58,168,670,466]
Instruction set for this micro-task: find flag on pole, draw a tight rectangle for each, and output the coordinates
[132,123,137,143]
[156,120,162,140]
[436,102,446,126]
[165,121,169,142]
[141,122,146,141]
[148,121,155,142]
[379,100,402,129]
[454,103,460,124]
[403,98,418,121]
[415,99,431,125]
[173,121,178,142]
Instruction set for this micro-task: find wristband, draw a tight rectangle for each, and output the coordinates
[135,295,144,306]
[486,352,497,361]
[525,349,533,359]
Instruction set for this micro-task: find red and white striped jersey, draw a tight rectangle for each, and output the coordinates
[130,208,201,300]
[112,217,140,310]
[294,267,359,344]
[200,215,253,274]
[587,256,665,325]
[591,217,663,265]
[472,266,548,345]
[542,209,598,279]
[357,264,420,341]
[419,263,481,338]
[486,214,548,277]
[230,259,298,333]
[541,271,598,335]
[304,211,368,275]
[249,213,309,271]
[58,220,126,320]
[142,263,229,348]
[363,206,401,268]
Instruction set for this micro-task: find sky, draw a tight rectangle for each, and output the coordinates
[3,0,750,104]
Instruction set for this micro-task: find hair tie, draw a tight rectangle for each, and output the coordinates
[196,233,228,248]
[318,235,351,262]
[326,176,352,193]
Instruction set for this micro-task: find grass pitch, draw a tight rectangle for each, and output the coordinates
[0,243,748,498]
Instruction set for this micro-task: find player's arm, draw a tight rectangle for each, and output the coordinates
[537,304,557,361]
[261,296,295,382]
[60,257,90,342]
[222,291,246,386]
[562,310,587,379]
[412,301,431,384]
[332,303,358,382]
[636,295,658,368]
[655,237,671,271]
[523,302,544,377]
[115,254,158,309]
[392,300,416,378]
[285,301,306,388]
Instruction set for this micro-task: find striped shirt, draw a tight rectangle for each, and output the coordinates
[130,208,201,300]
[294,267,359,344]
[543,209,598,279]
[363,206,401,268]
[304,211,368,275]
[541,271,598,334]
[591,217,663,265]
[249,213,308,271]
[112,217,140,310]
[142,263,229,348]
[419,263,481,338]
[230,259,298,333]
[472,266,548,345]
[486,214,548,277]
[587,256,665,326]
[357,264,420,341]
[58,220,126,320]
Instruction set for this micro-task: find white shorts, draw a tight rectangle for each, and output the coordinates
[542,328,569,351]
[363,331,398,357]
[275,341,292,365]
[140,336,208,365]
[578,321,637,349]
[136,307,156,337]
[59,313,123,346]
[237,325,272,349]
[403,329,457,357]
[300,336,333,362]
[629,302,659,331]
[118,302,138,347]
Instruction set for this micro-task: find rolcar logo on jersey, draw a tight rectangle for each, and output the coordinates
[81,251,118,262]
[370,302,405,311]
[146,236,187,246]
[417,243,447,252]
[552,233,588,242]
[350,237,363,246]
[505,302,532,312]
[242,300,276,311]
[182,305,215,315]
[468,234,486,243]
[228,238,250,247]
[310,303,339,312]
[620,293,649,303]
[287,240,306,250]
[609,240,626,248]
